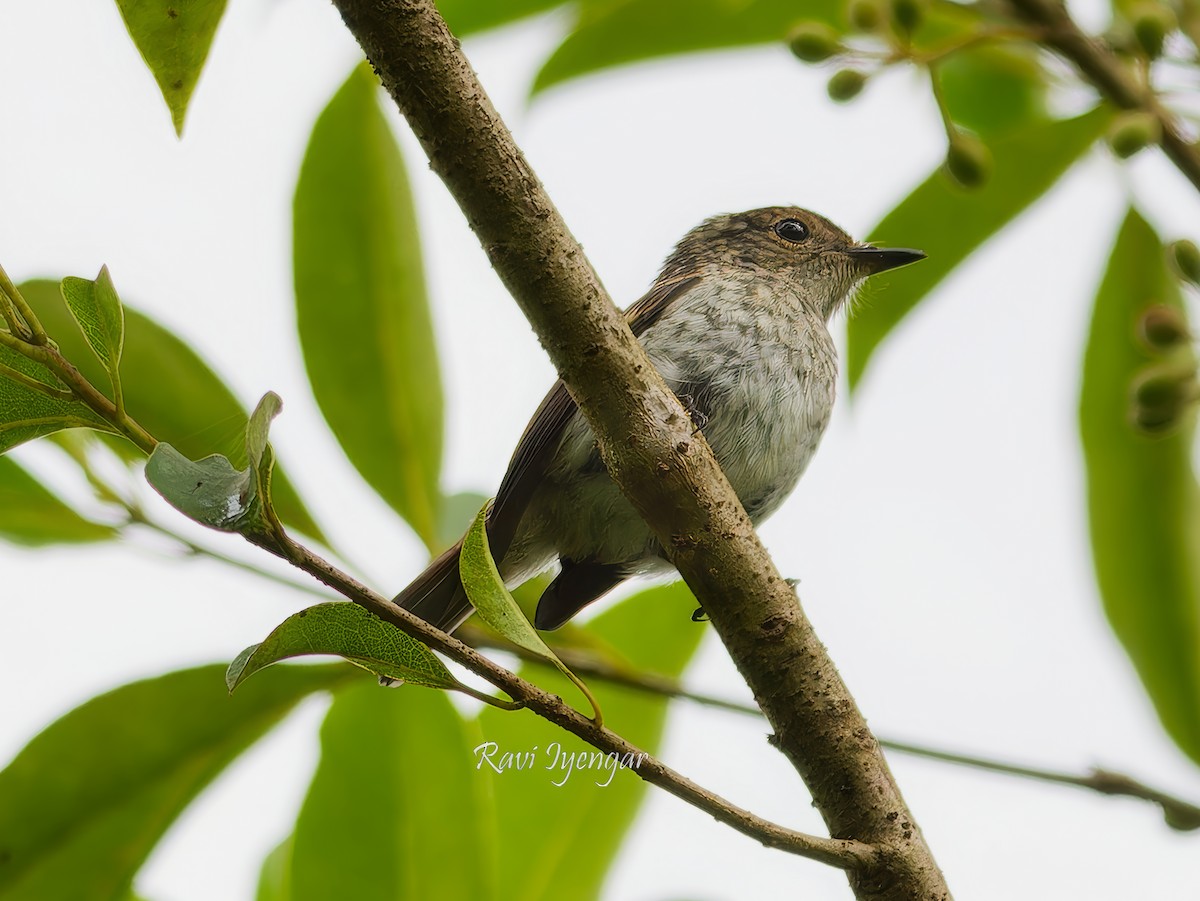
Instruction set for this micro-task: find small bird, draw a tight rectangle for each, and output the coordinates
[397,207,923,632]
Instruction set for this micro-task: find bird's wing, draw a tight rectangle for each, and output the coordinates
[486,274,703,561]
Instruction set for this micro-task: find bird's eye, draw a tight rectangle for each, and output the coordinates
[774,219,809,243]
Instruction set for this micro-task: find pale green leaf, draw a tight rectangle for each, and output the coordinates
[479,582,704,899]
[0,342,113,453]
[847,109,1109,391]
[226,602,458,692]
[0,663,353,901]
[255,836,292,901]
[113,0,229,135]
[294,65,443,551]
[533,0,842,94]
[144,444,252,530]
[1080,208,1200,766]
[20,280,326,543]
[0,455,116,545]
[437,0,568,35]
[289,685,497,901]
[60,266,125,395]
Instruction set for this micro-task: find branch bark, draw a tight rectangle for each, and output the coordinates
[1004,0,1200,194]
[329,1,949,896]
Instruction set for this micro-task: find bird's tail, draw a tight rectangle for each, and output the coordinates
[393,540,475,634]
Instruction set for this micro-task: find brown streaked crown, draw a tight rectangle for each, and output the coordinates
[658,207,858,281]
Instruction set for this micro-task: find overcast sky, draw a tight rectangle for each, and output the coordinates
[2,1,1200,899]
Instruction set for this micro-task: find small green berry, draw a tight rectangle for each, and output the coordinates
[1107,111,1162,159]
[1131,364,1199,434]
[827,69,867,102]
[891,0,926,34]
[848,0,882,32]
[1137,305,1191,352]
[1132,3,1177,59]
[1168,239,1200,286]
[788,23,843,63]
[943,132,992,189]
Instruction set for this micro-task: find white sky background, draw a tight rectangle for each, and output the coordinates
[2,1,1200,899]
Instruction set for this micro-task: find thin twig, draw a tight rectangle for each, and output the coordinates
[244,529,876,870]
[0,263,48,344]
[1004,0,1200,193]
[462,627,1200,832]
[124,506,339,601]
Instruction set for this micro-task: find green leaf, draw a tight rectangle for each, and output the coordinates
[144,444,253,529]
[0,342,114,453]
[294,65,443,552]
[0,663,353,901]
[847,108,1109,391]
[460,503,556,659]
[113,0,229,136]
[254,837,292,901]
[938,45,1046,137]
[533,0,841,94]
[437,0,569,35]
[60,266,125,399]
[0,455,116,545]
[18,280,325,542]
[479,581,703,900]
[227,602,458,692]
[289,684,497,901]
[437,490,489,552]
[1080,208,1200,766]
[460,503,601,718]
[144,392,282,532]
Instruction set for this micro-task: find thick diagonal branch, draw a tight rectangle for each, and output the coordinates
[329,1,949,897]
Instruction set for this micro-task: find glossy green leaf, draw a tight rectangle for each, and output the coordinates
[847,108,1109,391]
[460,503,555,659]
[294,65,443,552]
[144,392,282,532]
[479,581,703,900]
[60,266,125,396]
[533,0,841,94]
[289,684,497,901]
[0,455,116,545]
[227,601,457,692]
[0,341,113,453]
[19,280,325,542]
[0,663,353,901]
[255,836,292,901]
[437,0,569,35]
[144,445,252,529]
[1080,208,1200,766]
[461,503,602,717]
[113,0,229,135]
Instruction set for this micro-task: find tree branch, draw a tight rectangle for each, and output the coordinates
[329,1,948,896]
[462,625,1200,832]
[247,530,875,871]
[1004,0,1200,194]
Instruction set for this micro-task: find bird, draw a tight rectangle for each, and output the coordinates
[395,206,923,633]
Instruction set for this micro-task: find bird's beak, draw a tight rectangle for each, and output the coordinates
[844,245,926,274]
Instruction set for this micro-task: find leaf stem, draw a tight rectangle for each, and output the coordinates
[0,263,48,345]
[927,61,958,140]
[0,358,75,401]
